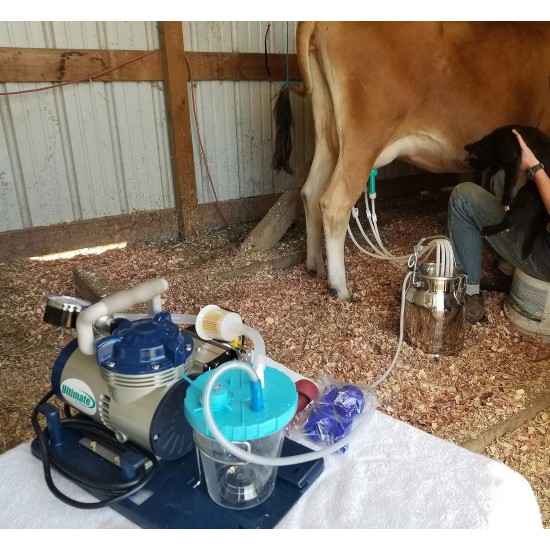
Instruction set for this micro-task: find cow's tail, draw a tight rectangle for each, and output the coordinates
[272,22,315,175]
[271,88,294,175]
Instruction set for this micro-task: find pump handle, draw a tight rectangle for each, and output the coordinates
[76,278,169,356]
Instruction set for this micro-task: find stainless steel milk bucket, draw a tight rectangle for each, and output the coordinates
[404,263,467,355]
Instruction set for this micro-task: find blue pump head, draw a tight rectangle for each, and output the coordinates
[95,312,194,375]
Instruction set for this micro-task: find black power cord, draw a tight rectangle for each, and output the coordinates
[31,390,159,509]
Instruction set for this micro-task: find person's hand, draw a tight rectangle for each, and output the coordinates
[512,128,540,172]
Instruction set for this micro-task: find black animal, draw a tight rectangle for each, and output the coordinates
[464,124,550,257]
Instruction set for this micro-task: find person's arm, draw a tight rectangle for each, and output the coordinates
[513,128,550,215]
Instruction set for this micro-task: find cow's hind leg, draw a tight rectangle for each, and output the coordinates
[301,144,337,279]
[321,155,373,300]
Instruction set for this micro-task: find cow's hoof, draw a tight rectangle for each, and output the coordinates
[306,267,326,279]
[329,287,352,301]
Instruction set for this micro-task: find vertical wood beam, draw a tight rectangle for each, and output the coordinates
[159,21,198,238]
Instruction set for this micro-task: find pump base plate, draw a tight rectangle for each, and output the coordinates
[31,431,323,529]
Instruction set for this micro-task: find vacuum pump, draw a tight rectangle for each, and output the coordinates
[52,311,196,459]
[41,279,250,461]
[32,278,332,526]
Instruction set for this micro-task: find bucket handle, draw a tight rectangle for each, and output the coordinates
[408,242,424,287]
[454,273,468,305]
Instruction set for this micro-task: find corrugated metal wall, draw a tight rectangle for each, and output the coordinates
[0,21,419,236]
[0,21,174,233]
[0,21,316,235]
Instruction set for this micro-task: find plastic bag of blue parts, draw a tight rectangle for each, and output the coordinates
[286,375,379,454]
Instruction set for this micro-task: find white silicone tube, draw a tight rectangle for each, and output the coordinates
[76,278,169,355]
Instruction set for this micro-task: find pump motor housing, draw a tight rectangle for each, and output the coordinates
[52,313,198,460]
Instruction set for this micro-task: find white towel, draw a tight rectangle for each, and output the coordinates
[0,359,543,529]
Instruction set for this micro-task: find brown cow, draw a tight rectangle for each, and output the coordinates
[273,22,550,300]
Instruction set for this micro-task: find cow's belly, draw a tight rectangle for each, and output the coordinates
[374,135,470,174]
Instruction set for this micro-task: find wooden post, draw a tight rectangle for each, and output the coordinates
[159,22,198,238]
[240,187,302,252]
[240,157,312,252]
[459,393,550,454]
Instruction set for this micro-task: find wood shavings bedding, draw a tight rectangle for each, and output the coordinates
[0,192,548,525]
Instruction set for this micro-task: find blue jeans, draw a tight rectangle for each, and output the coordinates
[447,172,549,286]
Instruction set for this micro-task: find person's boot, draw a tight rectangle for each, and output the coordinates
[465,293,486,324]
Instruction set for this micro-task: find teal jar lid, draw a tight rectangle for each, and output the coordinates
[184,366,298,441]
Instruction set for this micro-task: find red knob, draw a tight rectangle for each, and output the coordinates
[294,379,319,413]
